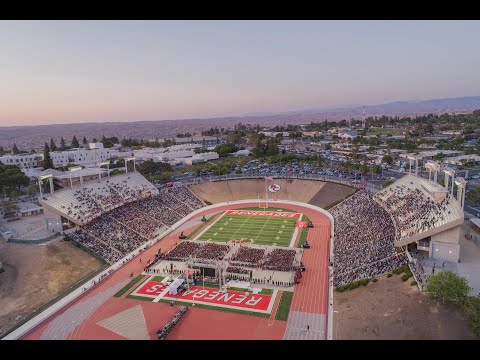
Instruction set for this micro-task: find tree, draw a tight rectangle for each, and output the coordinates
[0,146,4,156]
[137,160,172,176]
[12,143,19,154]
[82,136,88,147]
[384,179,395,188]
[60,137,67,151]
[50,138,57,152]
[9,189,20,200]
[2,201,18,218]
[266,138,279,156]
[92,137,97,143]
[325,144,332,151]
[467,186,480,206]
[382,154,393,165]
[213,143,238,157]
[71,135,80,148]
[359,162,368,178]
[252,139,264,158]
[426,271,471,304]
[159,171,173,181]
[27,184,37,198]
[43,142,54,170]
[461,296,480,338]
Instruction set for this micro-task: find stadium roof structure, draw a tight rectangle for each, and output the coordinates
[377,173,464,248]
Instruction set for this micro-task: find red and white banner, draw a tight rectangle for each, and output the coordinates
[295,221,309,228]
[163,286,273,312]
[226,210,301,218]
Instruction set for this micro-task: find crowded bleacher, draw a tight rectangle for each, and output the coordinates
[51,173,207,264]
[331,190,407,286]
[263,248,297,271]
[229,246,265,267]
[375,175,463,242]
[41,172,158,224]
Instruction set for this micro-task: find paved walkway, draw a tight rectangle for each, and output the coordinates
[283,311,326,340]
[40,281,128,340]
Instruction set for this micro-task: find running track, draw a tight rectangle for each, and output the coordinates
[20,202,330,340]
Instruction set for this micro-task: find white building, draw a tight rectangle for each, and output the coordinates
[155,150,196,162]
[338,131,358,140]
[178,152,219,165]
[0,153,44,169]
[232,149,252,157]
[50,148,111,168]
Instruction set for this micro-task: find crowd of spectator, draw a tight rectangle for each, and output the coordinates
[331,190,407,286]
[376,182,456,242]
[70,228,122,264]
[263,248,297,271]
[229,246,265,267]
[67,183,205,263]
[108,201,165,239]
[194,243,230,260]
[226,266,250,274]
[165,186,204,209]
[164,241,202,261]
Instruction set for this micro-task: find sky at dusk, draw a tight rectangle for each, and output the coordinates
[1,20,480,126]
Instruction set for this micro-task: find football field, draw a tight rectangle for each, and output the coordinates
[196,210,302,247]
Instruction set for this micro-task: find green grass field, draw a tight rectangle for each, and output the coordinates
[196,210,301,247]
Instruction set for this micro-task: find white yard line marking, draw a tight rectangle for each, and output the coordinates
[194,212,226,240]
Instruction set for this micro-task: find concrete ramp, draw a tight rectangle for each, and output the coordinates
[97,304,149,340]
[283,311,326,340]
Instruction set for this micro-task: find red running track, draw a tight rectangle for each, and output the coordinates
[21,202,330,340]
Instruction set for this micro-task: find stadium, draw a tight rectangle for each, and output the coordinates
[1,163,466,340]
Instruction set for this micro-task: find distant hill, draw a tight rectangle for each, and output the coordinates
[1,96,479,150]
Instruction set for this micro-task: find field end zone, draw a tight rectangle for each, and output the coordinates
[130,275,277,314]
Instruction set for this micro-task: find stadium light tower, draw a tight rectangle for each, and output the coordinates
[68,166,83,188]
[454,177,467,209]
[444,168,455,196]
[425,160,439,183]
[125,157,136,174]
[38,174,54,197]
[362,106,366,129]
[98,161,110,179]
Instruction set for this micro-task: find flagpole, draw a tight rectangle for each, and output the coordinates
[265,178,268,209]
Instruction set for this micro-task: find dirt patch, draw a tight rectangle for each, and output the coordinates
[0,237,103,336]
[333,273,475,339]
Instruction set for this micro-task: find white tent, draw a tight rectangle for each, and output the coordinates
[168,278,185,295]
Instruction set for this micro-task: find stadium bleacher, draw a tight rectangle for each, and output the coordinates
[42,172,206,263]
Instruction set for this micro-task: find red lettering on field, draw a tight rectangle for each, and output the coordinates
[225,210,301,219]
[163,286,272,311]
[135,281,166,296]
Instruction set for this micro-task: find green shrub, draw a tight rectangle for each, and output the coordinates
[411,281,418,286]
[427,271,471,304]
[461,296,480,338]
[387,273,392,278]
[335,278,371,292]
[401,273,413,282]
[205,201,212,205]
[392,265,409,275]
[372,278,378,282]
